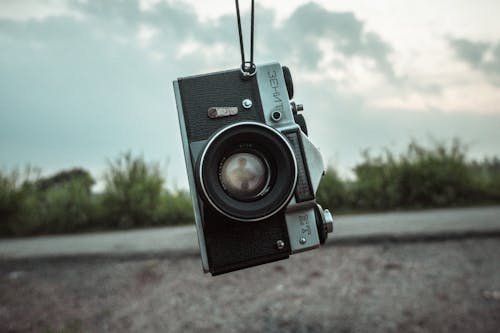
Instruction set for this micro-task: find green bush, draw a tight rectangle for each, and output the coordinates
[350,150,398,210]
[316,167,347,210]
[100,152,195,229]
[469,157,500,200]
[0,166,42,235]
[102,152,165,228]
[317,139,500,211]
[393,140,474,207]
[37,168,94,192]
[352,140,474,209]
[2,167,96,236]
[0,169,21,235]
[0,154,196,237]
[37,177,95,233]
[157,190,194,226]
[2,140,500,237]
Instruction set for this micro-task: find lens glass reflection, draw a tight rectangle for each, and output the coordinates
[220,152,268,200]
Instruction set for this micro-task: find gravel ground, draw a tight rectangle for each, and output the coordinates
[1,238,500,333]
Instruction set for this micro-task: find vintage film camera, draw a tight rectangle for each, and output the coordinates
[173,62,333,275]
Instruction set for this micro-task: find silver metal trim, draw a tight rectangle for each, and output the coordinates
[271,111,282,122]
[285,208,320,253]
[208,106,238,119]
[173,80,210,273]
[240,66,257,77]
[300,131,325,193]
[242,99,253,109]
[286,199,317,213]
[256,63,296,129]
[256,62,327,251]
[198,121,298,222]
[323,209,334,233]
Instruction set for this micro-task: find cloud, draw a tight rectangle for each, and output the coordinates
[47,1,395,80]
[450,37,500,85]
[281,3,395,79]
[0,0,82,21]
[136,24,159,48]
[1,0,500,186]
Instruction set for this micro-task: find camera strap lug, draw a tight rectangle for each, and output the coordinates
[235,0,256,77]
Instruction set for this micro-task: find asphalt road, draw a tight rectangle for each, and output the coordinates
[1,206,500,259]
[1,237,499,333]
[1,206,500,333]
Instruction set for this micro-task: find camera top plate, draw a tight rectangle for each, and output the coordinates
[255,63,298,131]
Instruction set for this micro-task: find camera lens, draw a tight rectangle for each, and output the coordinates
[198,122,297,222]
[219,152,270,201]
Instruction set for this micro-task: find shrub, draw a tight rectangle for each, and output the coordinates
[2,139,500,237]
[350,149,399,210]
[37,177,95,233]
[102,152,165,228]
[101,152,195,228]
[469,157,500,201]
[0,169,21,235]
[315,139,500,211]
[37,168,94,192]
[336,139,492,210]
[316,167,347,210]
[156,190,194,226]
[3,167,96,236]
[391,139,474,207]
[0,166,42,236]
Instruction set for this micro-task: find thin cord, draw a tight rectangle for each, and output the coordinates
[235,0,255,76]
[235,0,245,66]
[250,0,254,65]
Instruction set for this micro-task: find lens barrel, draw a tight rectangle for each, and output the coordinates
[198,122,298,222]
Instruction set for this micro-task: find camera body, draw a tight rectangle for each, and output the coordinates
[173,62,333,275]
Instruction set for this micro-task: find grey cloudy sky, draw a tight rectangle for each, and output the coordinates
[1,0,500,188]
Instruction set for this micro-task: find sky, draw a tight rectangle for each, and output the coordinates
[1,0,500,189]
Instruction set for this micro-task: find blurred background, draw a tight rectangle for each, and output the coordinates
[1,0,499,235]
[1,1,500,332]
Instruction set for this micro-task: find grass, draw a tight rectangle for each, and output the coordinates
[317,139,500,212]
[1,140,500,237]
[0,153,192,237]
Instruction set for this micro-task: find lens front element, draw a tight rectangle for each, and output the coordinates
[220,152,269,201]
[199,122,297,222]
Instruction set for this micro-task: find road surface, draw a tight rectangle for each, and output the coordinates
[1,206,499,259]
[1,206,500,332]
[1,237,499,332]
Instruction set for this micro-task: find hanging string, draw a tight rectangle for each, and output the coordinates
[235,0,256,77]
